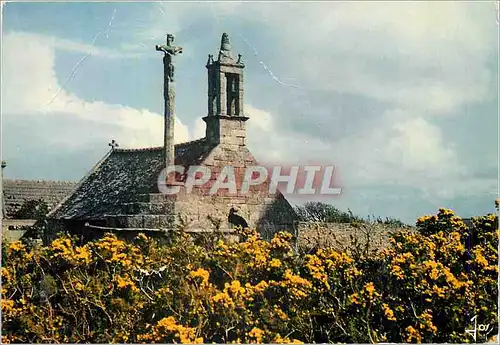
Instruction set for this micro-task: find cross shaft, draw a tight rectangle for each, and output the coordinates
[156,34,183,174]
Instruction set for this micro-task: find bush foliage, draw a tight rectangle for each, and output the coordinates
[1,206,498,343]
[13,199,49,220]
[295,201,406,227]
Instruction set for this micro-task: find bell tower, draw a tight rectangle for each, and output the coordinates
[203,33,248,146]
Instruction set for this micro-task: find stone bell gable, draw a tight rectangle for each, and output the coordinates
[47,33,297,243]
[204,32,247,146]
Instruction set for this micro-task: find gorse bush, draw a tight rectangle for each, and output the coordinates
[1,206,498,343]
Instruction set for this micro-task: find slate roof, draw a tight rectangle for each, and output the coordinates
[48,138,216,220]
[2,179,77,218]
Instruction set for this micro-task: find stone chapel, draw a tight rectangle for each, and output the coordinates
[47,33,297,243]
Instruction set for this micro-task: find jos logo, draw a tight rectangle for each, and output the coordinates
[465,315,495,342]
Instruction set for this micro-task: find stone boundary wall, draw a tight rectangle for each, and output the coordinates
[1,219,37,242]
[296,221,416,253]
[3,179,77,218]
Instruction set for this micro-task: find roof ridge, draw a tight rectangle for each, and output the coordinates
[113,146,163,153]
[113,138,207,153]
[3,179,78,184]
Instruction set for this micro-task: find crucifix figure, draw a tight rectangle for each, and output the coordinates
[155,34,183,173]
[156,34,183,82]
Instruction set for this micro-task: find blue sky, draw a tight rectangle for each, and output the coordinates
[1,1,499,223]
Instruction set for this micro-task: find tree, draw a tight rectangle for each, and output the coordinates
[14,199,49,220]
[295,202,363,223]
[14,199,49,240]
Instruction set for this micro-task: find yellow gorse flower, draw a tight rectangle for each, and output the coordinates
[277,269,312,299]
[7,241,26,253]
[212,291,234,308]
[364,282,376,298]
[269,258,282,268]
[439,208,455,216]
[382,303,396,321]
[225,280,246,296]
[272,334,303,344]
[115,275,139,293]
[188,268,210,285]
[138,316,202,343]
[248,327,264,343]
[406,326,422,343]
[1,267,11,281]
[418,310,437,334]
[48,237,92,265]
[349,292,360,305]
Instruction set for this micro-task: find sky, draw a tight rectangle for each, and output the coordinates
[1,1,499,224]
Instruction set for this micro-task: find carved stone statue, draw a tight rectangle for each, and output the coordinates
[221,33,231,51]
[218,32,233,60]
[156,34,183,82]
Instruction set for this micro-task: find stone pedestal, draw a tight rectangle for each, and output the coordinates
[203,115,249,146]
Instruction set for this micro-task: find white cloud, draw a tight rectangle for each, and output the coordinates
[206,2,496,115]
[245,104,272,131]
[52,35,145,59]
[2,31,190,152]
[191,118,206,140]
[244,104,475,201]
[135,2,496,121]
[388,117,458,172]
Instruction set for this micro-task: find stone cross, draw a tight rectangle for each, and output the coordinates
[156,34,183,170]
[108,140,119,150]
